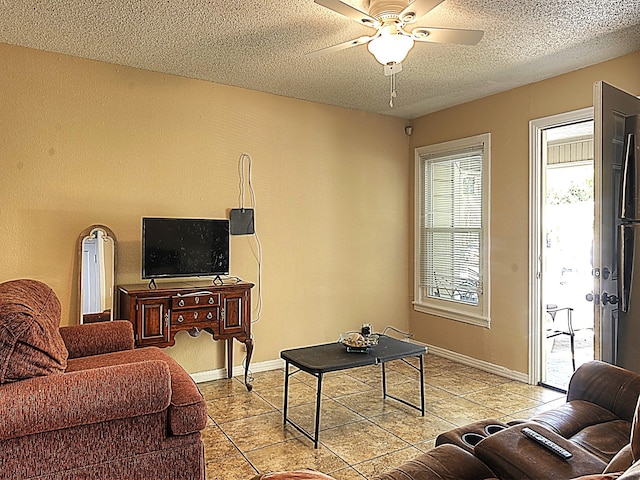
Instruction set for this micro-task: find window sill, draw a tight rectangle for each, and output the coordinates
[413,301,490,328]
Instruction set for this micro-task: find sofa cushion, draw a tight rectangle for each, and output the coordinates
[532,400,632,462]
[532,400,622,438]
[0,360,171,441]
[60,320,135,358]
[475,423,607,480]
[571,420,633,462]
[66,346,207,435]
[0,279,68,384]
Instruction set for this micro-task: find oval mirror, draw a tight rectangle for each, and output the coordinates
[78,225,117,323]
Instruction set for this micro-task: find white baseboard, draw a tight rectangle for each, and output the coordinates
[190,358,284,384]
[190,346,528,385]
[425,343,529,384]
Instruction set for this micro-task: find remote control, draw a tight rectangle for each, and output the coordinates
[522,427,573,460]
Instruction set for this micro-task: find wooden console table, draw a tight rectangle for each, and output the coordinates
[118,280,254,390]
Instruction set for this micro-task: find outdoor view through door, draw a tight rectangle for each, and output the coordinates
[542,120,595,391]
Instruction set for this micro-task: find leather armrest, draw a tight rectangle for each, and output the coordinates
[372,444,495,480]
[0,360,171,441]
[474,423,607,480]
[59,320,135,358]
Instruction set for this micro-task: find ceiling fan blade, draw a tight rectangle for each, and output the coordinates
[399,0,445,23]
[314,0,378,27]
[307,35,375,58]
[411,27,484,45]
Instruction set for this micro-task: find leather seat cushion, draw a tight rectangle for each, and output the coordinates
[533,400,622,436]
[474,423,607,480]
[571,420,633,462]
[532,401,631,462]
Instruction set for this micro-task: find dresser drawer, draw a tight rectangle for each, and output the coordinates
[171,308,218,326]
[172,293,219,309]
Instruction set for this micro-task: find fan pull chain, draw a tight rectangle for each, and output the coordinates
[389,66,397,107]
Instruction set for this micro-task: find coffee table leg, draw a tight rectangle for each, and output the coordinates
[283,361,290,425]
[382,362,387,400]
[419,354,425,416]
[314,372,323,448]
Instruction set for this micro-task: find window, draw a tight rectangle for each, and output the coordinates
[414,133,491,327]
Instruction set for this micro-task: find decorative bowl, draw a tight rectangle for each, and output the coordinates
[339,332,379,353]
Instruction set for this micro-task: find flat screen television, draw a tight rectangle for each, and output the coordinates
[142,217,229,279]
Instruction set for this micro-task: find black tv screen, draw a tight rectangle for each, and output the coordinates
[142,217,229,279]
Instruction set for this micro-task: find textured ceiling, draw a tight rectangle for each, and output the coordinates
[1,0,639,119]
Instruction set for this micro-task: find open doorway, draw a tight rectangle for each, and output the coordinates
[530,109,595,392]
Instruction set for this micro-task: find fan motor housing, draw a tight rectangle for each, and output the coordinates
[368,0,409,20]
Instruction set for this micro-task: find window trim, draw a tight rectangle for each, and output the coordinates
[413,133,491,328]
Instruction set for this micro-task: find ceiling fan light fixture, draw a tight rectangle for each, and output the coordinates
[367,30,414,65]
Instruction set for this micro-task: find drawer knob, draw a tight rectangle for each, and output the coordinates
[207,312,213,320]
[194,311,199,320]
[177,314,184,323]
[208,297,214,304]
[195,297,200,304]
[178,299,185,307]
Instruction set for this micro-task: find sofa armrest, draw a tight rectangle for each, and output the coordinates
[474,423,607,480]
[0,360,171,441]
[371,444,496,480]
[567,361,640,422]
[59,320,135,358]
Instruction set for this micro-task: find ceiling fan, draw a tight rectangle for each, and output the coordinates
[310,0,484,67]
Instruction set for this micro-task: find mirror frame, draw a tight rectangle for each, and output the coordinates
[77,224,117,324]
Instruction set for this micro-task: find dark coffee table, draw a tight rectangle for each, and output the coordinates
[280,335,427,447]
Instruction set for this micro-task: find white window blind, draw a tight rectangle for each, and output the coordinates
[419,144,484,304]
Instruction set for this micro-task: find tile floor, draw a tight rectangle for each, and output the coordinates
[199,355,567,480]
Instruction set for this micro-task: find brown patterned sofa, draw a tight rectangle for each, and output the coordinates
[0,279,207,480]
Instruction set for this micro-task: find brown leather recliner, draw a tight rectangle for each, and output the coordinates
[250,445,496,480]
[376,360,640,480]
[531,360,640,463]
[257,361,640,480]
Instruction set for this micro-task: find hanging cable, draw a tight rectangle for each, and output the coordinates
[381,325,414,340]
[238,153,263,324]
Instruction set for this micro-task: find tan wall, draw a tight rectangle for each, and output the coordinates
[0,43,410,374]
[408,51,640,374]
